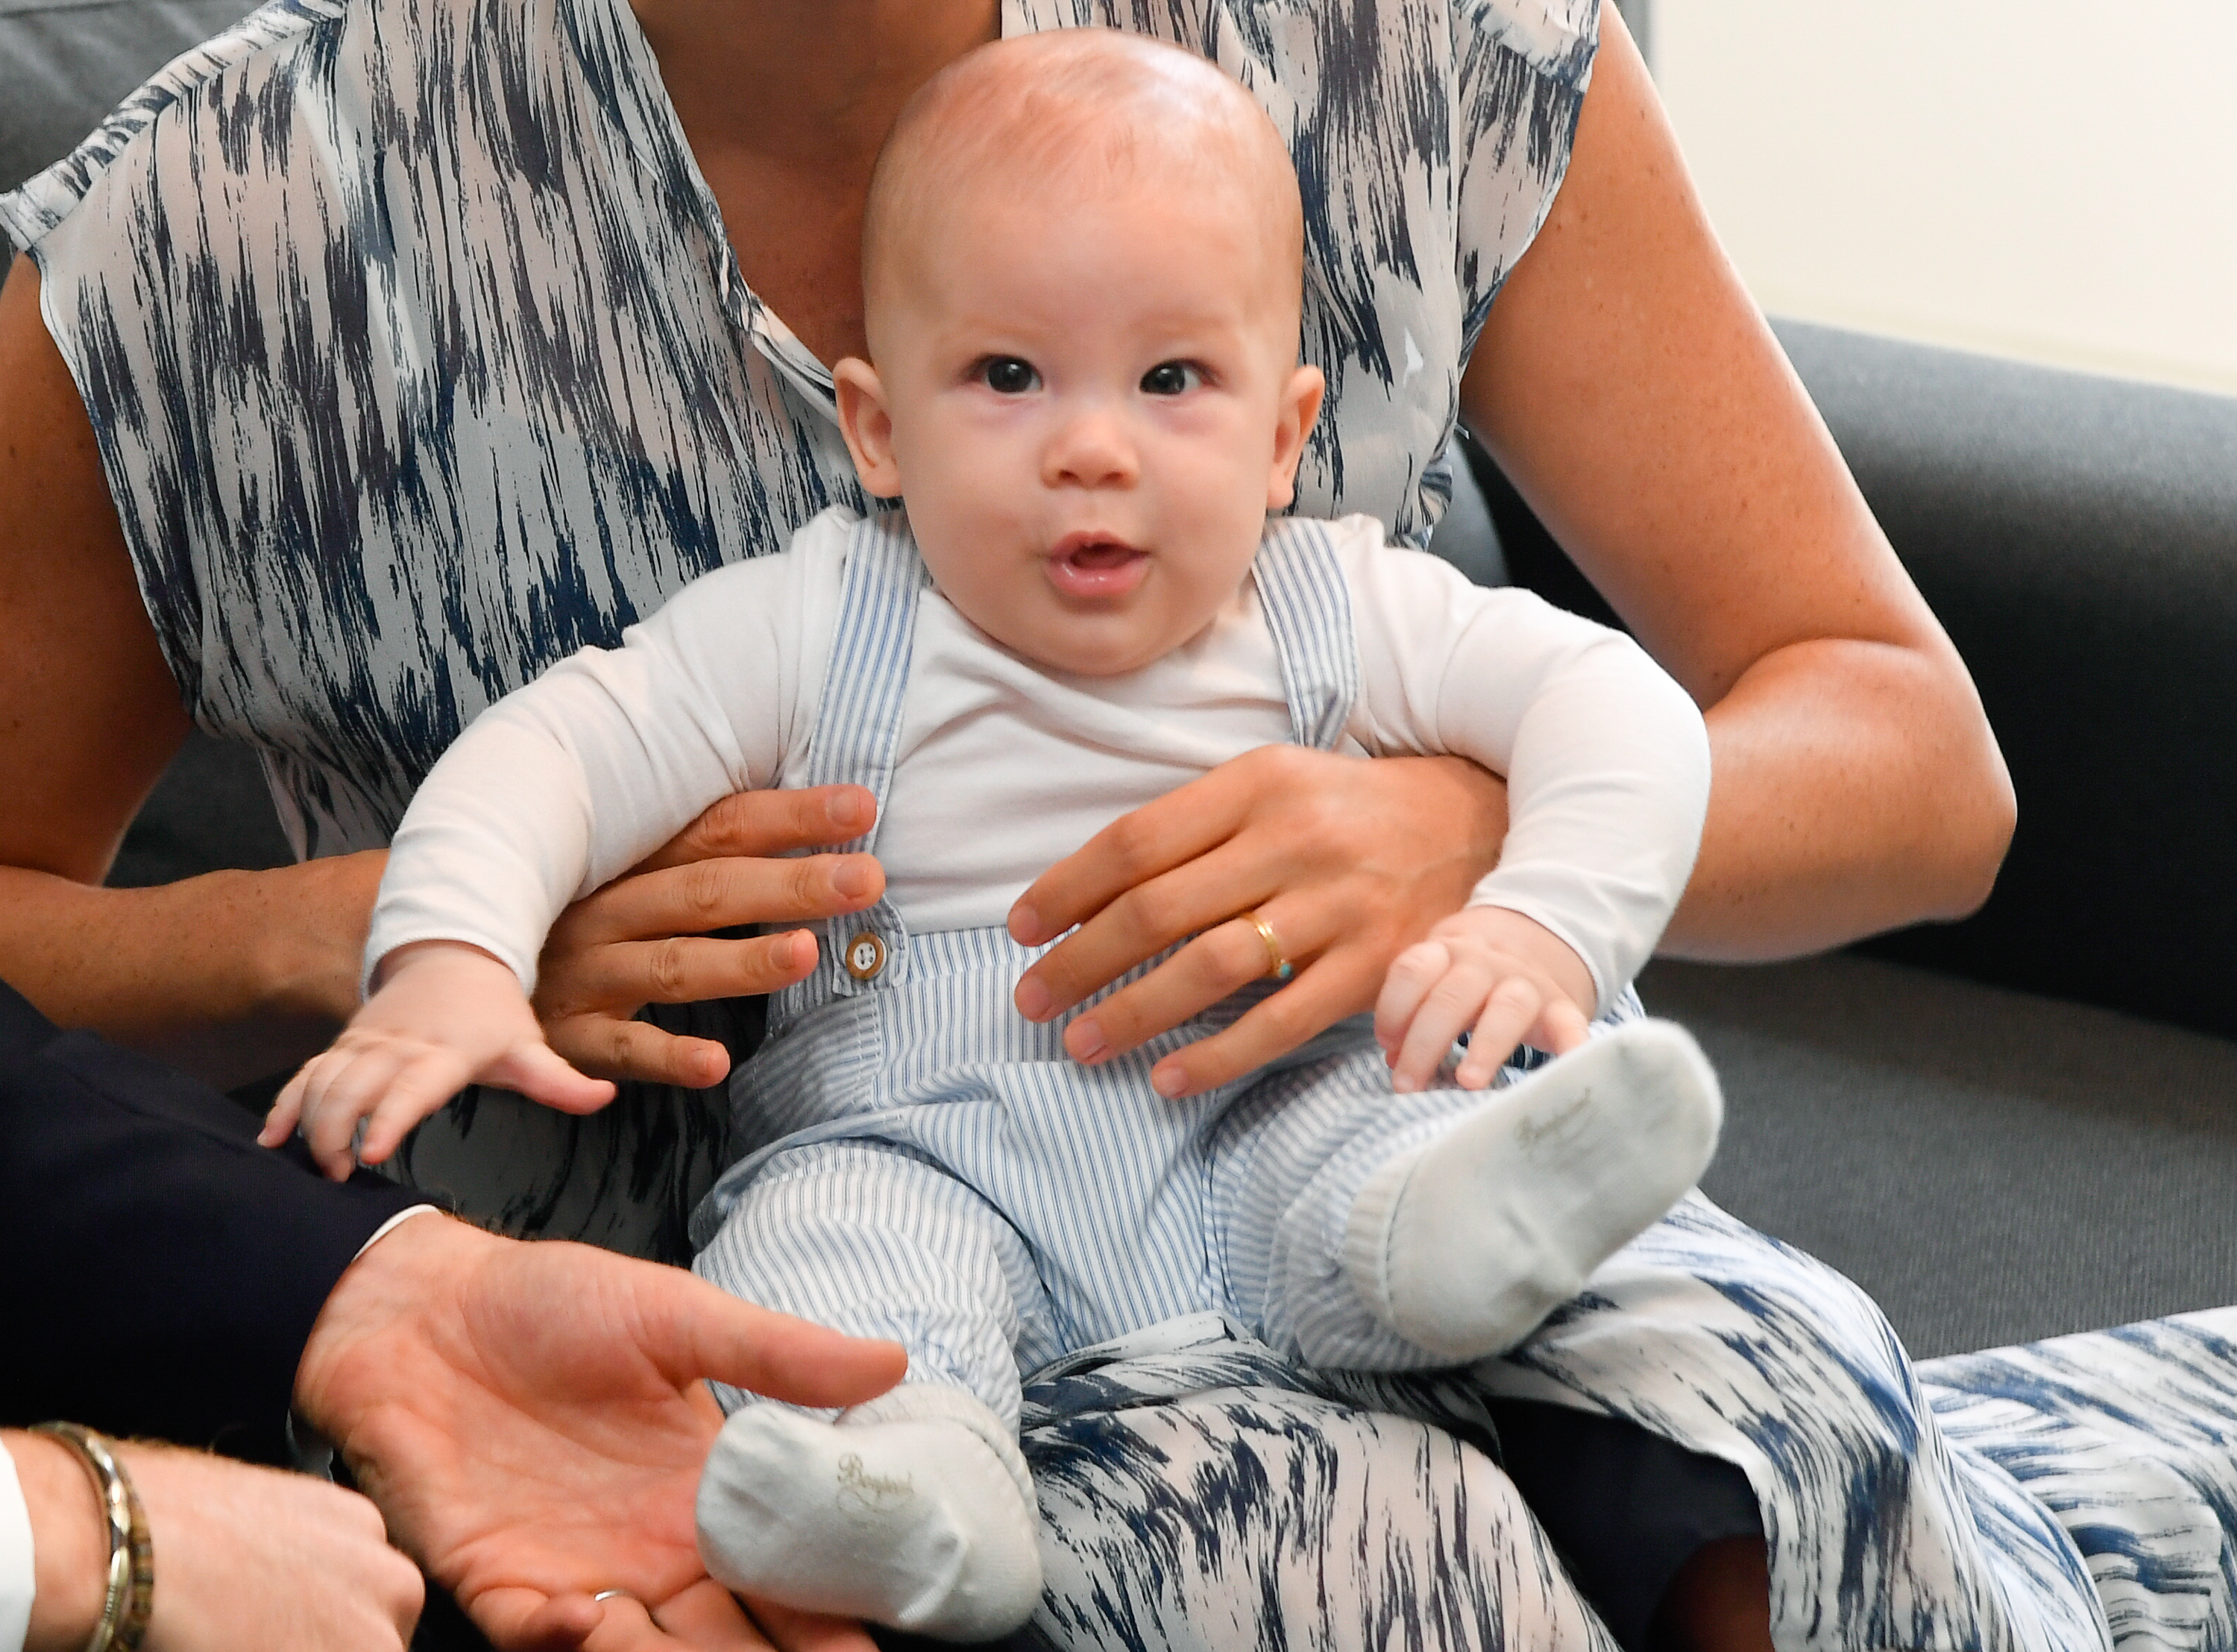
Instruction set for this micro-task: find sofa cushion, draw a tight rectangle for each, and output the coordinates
[1655,950,2237,1358]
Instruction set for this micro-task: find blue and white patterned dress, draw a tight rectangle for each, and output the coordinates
[0,0,1578,1260]
[10,0,2237,1645]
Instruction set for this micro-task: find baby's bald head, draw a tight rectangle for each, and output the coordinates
[860,31,1304,353]
[830,31,1329,679]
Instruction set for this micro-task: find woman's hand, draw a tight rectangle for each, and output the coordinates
[11,1429,425,1652]
[530,785,885,1091]
[271,784,888,1146]
[1007,746,1508,1098]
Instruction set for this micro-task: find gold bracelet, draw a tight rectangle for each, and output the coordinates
[28,1423,154,1652]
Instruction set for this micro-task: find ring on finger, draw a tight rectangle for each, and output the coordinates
[593,1589,635,1604]
[1239,909,1293,983]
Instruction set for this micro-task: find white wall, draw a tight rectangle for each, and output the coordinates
[1652,1,2237,396]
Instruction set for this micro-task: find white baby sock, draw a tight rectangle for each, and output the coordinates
[695,1382,1042,1642]
[1344,1018,1723,1362]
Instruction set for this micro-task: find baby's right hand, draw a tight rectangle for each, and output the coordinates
[261,942,617,1180]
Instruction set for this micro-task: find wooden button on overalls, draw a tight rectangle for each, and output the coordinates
[844,931,887,981]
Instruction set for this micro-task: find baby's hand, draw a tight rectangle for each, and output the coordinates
[260,941,617,1179]
[1373,908,1596,1092]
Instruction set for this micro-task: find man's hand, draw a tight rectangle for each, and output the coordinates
[11,1430,424,1652]
[293,1213,907,1651]
[1374,907,1594,1091]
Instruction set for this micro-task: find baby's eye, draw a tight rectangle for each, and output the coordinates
[1140,361,1204,397]
[978,357,1040,394]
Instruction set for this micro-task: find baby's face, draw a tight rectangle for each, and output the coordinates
[836,166,1322,677]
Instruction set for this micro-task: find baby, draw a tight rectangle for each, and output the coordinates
[268,31,1724,1642]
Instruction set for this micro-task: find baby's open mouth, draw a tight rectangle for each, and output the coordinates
[1046,533,1150,599]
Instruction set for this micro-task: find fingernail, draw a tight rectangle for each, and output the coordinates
[1065,1018,1105,1062]
[828,789,869,829]
[1010,903,1042,944]
[1015,977,1052,1021]
[833,858,877,900]
[1151,1063,1187,1098]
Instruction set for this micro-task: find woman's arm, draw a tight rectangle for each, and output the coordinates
[0,255,875,1083]
[1462,9,2013,958]
[1008,8,2011,1093]
[0,253,371,1059]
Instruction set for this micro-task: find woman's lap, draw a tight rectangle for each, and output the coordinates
[1012,1322,1616,1652]
[1002,1195,2191,1652]
[1476,1194,2117,1651]
[403,1085,2237,1651]
[1917,1310,2237,1652]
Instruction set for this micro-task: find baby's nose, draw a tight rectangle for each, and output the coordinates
[1042,408,1139,488]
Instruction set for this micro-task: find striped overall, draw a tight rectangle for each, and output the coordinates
[689,514,1641,1424]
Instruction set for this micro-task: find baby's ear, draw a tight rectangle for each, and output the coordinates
[834,359,904,498]
[1266,363,1326,511]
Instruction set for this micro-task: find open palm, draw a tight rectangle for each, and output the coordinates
[294,1214,906,1651]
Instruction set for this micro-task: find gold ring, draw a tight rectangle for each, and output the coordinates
[1241,909,1293,983]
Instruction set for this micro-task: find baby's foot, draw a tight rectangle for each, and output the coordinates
[695,1384,1042,1641]
[1344,1018,1722,1361]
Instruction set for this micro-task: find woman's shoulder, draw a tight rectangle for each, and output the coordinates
[0,0,345,249]
[1447,0,1596,77]
[0,0,637,251]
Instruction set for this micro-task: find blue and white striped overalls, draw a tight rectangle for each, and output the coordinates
[688,514,1632,1425]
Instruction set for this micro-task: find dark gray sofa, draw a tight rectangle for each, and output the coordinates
[9,0,2236,1374]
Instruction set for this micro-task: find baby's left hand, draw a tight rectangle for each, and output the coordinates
[1374,907,1596,1091]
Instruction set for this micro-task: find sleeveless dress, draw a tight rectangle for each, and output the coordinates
[12,1,2237,1647]
[0,0,1554,1258]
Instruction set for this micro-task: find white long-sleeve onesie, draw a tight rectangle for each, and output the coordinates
[369,509,1709,1020]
